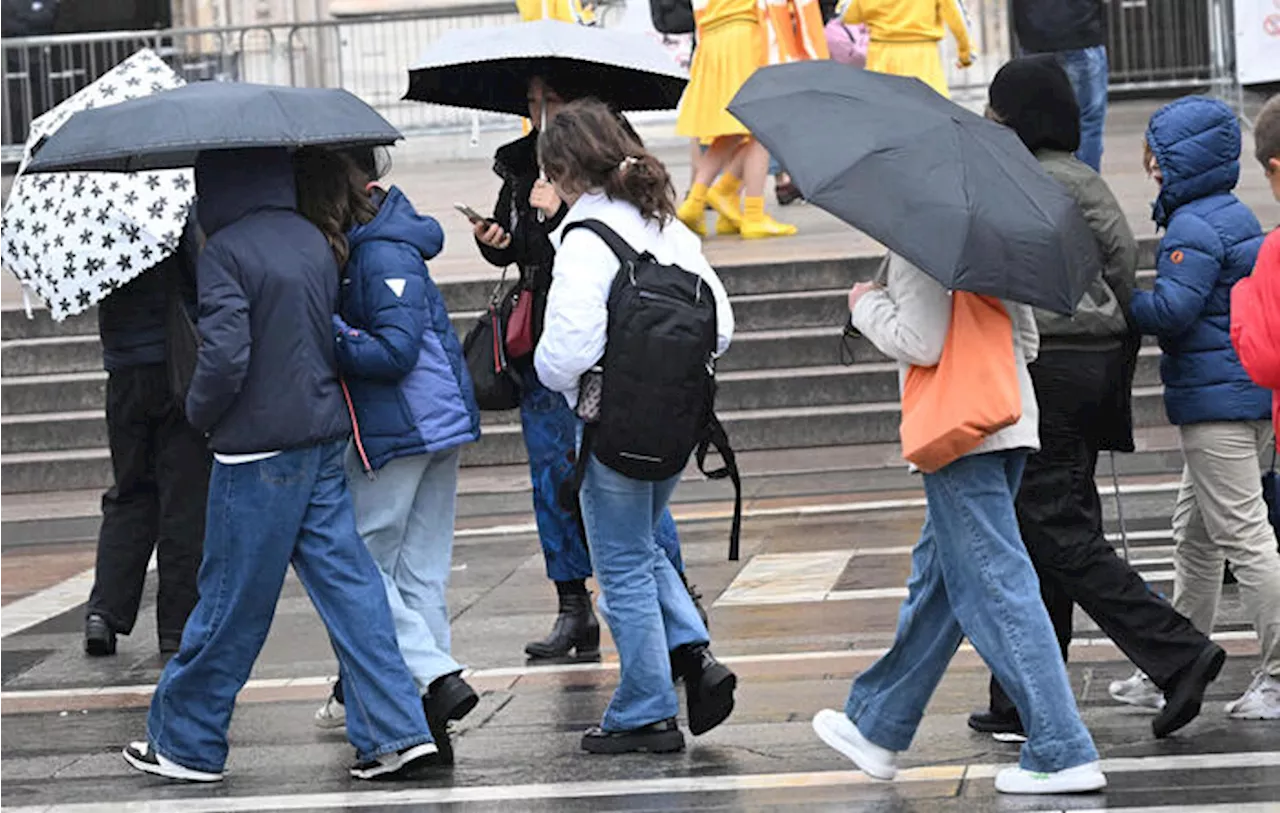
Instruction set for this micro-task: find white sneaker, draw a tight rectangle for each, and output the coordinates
[811,708,898,780]
[1225,672,1280,720]
[122,741,223,783]
[314,693,346,729]
[995,761,1107,795]
[1109,670,1166,711]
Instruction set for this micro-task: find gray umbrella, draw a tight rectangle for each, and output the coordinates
[406,20,688,115]
[728,62,1100,315]
[25,82,401,174]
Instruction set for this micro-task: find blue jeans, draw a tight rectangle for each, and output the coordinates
[845,450,1098,774]
[1055,46,1108,172]
[346,445,464,693]
[580,454,709,731]
[147,441,431,773]
[519,367,684,581]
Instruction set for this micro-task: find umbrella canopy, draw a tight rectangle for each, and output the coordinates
[24,82,402,174]
[728,61,1101,316]
[0,49,195,321]
[406,19,688,115]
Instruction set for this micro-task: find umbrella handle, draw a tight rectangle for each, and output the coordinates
[1109,451,1131,563]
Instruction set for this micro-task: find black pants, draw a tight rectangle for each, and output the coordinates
[989,347,1209,718]
[86,364,211,640]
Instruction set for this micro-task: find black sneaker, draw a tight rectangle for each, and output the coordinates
[349,742,439,780]
[122,741,222,782]
[581,718,685,754]
[85,614,116,657]
[967,709,1026,743]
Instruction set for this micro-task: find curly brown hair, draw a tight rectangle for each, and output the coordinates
[293,147,379,268]
[537,99,675,226]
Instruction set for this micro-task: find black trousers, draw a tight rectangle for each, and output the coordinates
[86,364,211,640]
[989,347,1209,718]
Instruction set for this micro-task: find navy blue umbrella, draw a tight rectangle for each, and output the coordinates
[25,82,401,174]
[729,62,1101,316]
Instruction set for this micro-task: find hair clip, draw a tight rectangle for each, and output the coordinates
[618,156,640,172]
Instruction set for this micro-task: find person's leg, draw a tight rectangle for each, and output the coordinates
[291,441,432,764]
[1171,457,1226,638]
[580,455,680,732]
[1179,421,1280,679]
[709,142,748,234]
[649,475,707,652]
[1017,351,1211,690]
[345,448,462,693]
[153,385,211,651]
[1056,46,1108,171]
[145,449,313,773]
[740,139,797,238]
[679,135,748,236]
[399,448,465,676]
[928,451,1097,773]
[519,368,601,660]
[87,367,161,644]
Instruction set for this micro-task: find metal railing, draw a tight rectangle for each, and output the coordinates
[0,0,1244,163]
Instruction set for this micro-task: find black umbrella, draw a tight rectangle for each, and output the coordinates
[728,62,1101,315]
[25,82,401,174]
[406,20,687,115]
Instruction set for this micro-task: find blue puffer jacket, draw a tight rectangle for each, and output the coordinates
[1129,97,1269,426]
[333,186,481,471]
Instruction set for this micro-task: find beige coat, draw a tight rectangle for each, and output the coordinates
[851,253,1041,460]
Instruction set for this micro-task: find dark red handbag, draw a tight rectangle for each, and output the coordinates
[505,288,535,360]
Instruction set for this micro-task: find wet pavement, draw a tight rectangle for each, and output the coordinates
[3,510,1278,812]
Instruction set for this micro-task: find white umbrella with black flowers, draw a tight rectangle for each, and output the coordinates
[0,48,194,321]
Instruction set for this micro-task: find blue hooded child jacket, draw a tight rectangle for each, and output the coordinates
[1129,97,1269,426]
[333,186,481,471]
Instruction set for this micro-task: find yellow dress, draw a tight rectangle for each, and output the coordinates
[839,0,971,97]
[516,0,596,24]
[676,0,763,140]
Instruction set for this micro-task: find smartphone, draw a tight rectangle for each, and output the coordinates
[454,203,488,224]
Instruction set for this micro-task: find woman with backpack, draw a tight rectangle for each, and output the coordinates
[473,72,706,663]
[294,147,482,764]
[534,99,737,754]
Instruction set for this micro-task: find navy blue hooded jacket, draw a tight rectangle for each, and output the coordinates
[185,148,351,453]
[1129,97,1269,426]
[334,186,480,471]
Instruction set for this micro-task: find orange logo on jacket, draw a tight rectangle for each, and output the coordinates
[1170,250,1185,264]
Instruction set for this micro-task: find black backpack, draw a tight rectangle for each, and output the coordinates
[650,0,695,35]
[562,219,742,560]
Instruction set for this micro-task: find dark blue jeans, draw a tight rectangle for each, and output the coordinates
[147,440,431,773]
[1055,46,1108,172]
[519,367,684,581]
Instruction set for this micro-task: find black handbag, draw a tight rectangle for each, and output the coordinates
[463,275,521,411]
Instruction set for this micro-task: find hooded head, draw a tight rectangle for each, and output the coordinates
[1145,96,1241,226]
[194,147,297,236]
[987,56,1080,156]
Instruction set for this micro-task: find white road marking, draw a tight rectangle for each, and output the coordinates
[1,631,1258,703]
[3,752,1276,813]
[1,555,155,638]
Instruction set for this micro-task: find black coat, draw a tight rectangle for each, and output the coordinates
[476,132,567,346]
[98,213,198,373]
[185,148,350,454]
[1012,0,1105,54]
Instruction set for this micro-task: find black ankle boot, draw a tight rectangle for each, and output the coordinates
[680,571,709,629]
[524,581,601,661]
[671,644,736,736]
[85,613,117,657]
[423,672,478,766]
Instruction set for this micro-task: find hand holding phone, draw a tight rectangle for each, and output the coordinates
[455,202,488,224]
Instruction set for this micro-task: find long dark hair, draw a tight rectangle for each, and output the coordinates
[537,99,675,225]
[293,147,378,267]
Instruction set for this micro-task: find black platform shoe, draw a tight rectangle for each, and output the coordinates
[672,644,736,736]
[581,718,685,754]
[85,613,117,657]
[424,672,479,765]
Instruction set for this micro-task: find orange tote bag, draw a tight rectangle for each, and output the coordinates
[899,292,1022,473]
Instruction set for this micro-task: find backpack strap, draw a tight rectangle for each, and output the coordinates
[696,413,743,561]
[562,219,641,266]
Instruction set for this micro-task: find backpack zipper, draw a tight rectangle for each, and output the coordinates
[638,289,696,309]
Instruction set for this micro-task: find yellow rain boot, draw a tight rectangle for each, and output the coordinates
[709,173,742,236]
[740,196,797,239]
[677,183,709,237]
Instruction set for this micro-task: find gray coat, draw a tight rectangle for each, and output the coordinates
[1033,149,1138,348]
